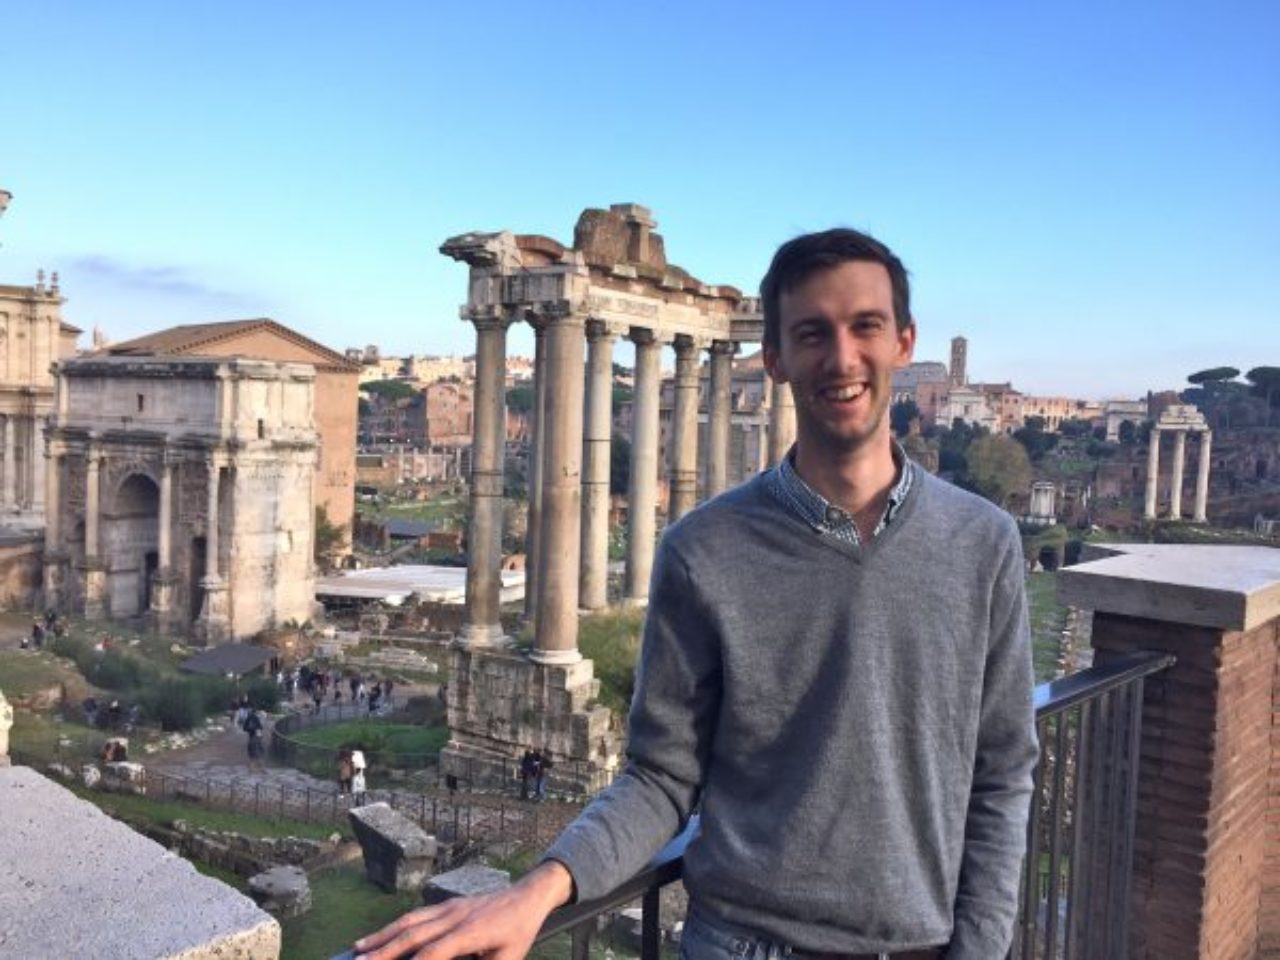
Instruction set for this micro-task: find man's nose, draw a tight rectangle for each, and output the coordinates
[825,327,862,373]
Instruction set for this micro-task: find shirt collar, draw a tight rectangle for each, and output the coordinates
[768,440,915,543]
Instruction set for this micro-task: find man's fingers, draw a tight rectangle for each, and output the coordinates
[354,904,454,956]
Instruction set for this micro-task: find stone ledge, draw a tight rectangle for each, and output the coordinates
[0,765,280,958]
[1058,543,1280,631]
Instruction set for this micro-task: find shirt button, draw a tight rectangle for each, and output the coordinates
[825,507,844,524]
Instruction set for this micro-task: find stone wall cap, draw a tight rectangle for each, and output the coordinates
[0,765,280,957]
[1057,543,1280,631]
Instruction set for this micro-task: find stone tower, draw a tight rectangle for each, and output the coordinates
[949,336,968,388]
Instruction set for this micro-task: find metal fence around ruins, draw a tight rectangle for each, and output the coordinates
[10,744,571,852]
[269,702,439,779]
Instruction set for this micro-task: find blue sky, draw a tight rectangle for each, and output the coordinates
[2,0,1276,398]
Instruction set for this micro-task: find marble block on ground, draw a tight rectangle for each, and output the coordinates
[423,864,511,905]
[349,801,438,892]
[0,765,280,958]
[248,865,312,918]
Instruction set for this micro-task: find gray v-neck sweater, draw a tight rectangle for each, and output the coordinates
[544,467,1038,959]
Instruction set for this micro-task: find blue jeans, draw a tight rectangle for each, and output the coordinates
[679,907,788,960]
[678,907,941,960]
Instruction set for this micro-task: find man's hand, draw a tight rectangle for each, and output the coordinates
[353,860,574,960]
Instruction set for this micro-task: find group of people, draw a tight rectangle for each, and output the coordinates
[20,610,64,650]
[294,665,394,716]
[518,748,553,802]
[337,746,369,804]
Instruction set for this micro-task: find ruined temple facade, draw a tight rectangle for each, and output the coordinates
[44,356,317,643]
[0,274,81,528]
[438,204,780,792]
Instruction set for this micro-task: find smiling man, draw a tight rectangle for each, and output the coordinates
[355,228,1038,960]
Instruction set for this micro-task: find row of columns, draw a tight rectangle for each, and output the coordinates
[463,311,797,661]
[1,413,46,512]
[1143,427,1212,522]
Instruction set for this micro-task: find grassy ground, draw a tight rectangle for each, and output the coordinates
[577,608,645,715]
[73,785,350,841]
[8,710,107,761]
[358,493,468,528]
[291,719,449,757]
[0,648,81,699]
[280,865,421,960]
[1026,572,1068,683]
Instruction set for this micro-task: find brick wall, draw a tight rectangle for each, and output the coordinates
[1093,611,1278,959]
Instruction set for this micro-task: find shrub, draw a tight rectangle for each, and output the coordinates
[244,677,281,712]
[141,679,208,731]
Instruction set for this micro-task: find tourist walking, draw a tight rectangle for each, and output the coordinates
[519,748,537,801]
[350,747,367,805]
[338,748,354,797]
[243,707,265,772]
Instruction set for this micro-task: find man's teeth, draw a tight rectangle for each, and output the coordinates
[824,385,866,401]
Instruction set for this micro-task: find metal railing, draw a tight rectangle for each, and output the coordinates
[527,650,1175,960]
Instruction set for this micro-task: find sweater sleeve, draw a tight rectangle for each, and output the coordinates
[542,540,721,900]
[947,521,1039,959]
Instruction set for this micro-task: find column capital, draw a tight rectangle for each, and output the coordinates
[464,306,515,332]
[672,333,711,355]
[709,338,738,356]
[527,300,583,328]
[584,318,621,343]
[628,326,672,348]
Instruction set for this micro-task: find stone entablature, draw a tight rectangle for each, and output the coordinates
[47,356,318,642]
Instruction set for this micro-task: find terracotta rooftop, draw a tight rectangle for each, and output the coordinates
[105,318,357,370]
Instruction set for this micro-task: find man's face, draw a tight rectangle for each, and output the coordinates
[763,260,915,456]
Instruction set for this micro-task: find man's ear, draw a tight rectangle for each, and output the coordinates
[762,342,788,385]
[894,322,917,368]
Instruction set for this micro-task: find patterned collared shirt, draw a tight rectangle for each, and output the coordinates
[766,442,915,547]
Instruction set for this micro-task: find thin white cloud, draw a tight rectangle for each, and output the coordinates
[69,255,255,306]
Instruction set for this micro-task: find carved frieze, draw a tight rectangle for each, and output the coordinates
[178,463,208,528]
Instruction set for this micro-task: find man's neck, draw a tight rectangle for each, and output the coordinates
[791,433,899,518]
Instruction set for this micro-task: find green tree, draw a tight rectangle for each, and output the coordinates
[362,380,417,402]
[1012,418,1059,462]
[965,435,1032,509]
[314,505,345,570]
[890,399,921,438]
[1247,366,1280,427]
[1059,417,1093,439]
[1187,366,1241,386]
[1118,420,1137,445]
[610,435,632,495]
[506,384,535,413]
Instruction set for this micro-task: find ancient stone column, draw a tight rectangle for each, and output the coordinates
[1144,428,1161,520]
[30,418,45,514]
[706,340,734,498]
[150,455,175,623]
[85,450,101,560]
[531,308,586,664]
[1194,430,1213,523]
[461,312,510,648]
[2,416,13,509]
[579,319,616,612]
[625,330,662,605]
[524,320,548,621]
[768,380,796,464]
[204,459,220,579]
[668,335,701,521]
[1170,429,1186,520]
[0,688,11,767]
[82,445,106,619]
[43,447,59,551]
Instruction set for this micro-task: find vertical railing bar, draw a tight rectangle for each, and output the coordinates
[1020,726,1049,956]
[1101,687,1126,960]
[1078,693,1107,960]
[570,920,591,960]
[641,886,662,960]
[1043,711,1070,957]
[1063,701,1089,960]
[1115,677,1146,960]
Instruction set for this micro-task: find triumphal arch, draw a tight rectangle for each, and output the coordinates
[438,204,787,790]
[44,355,318,643]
